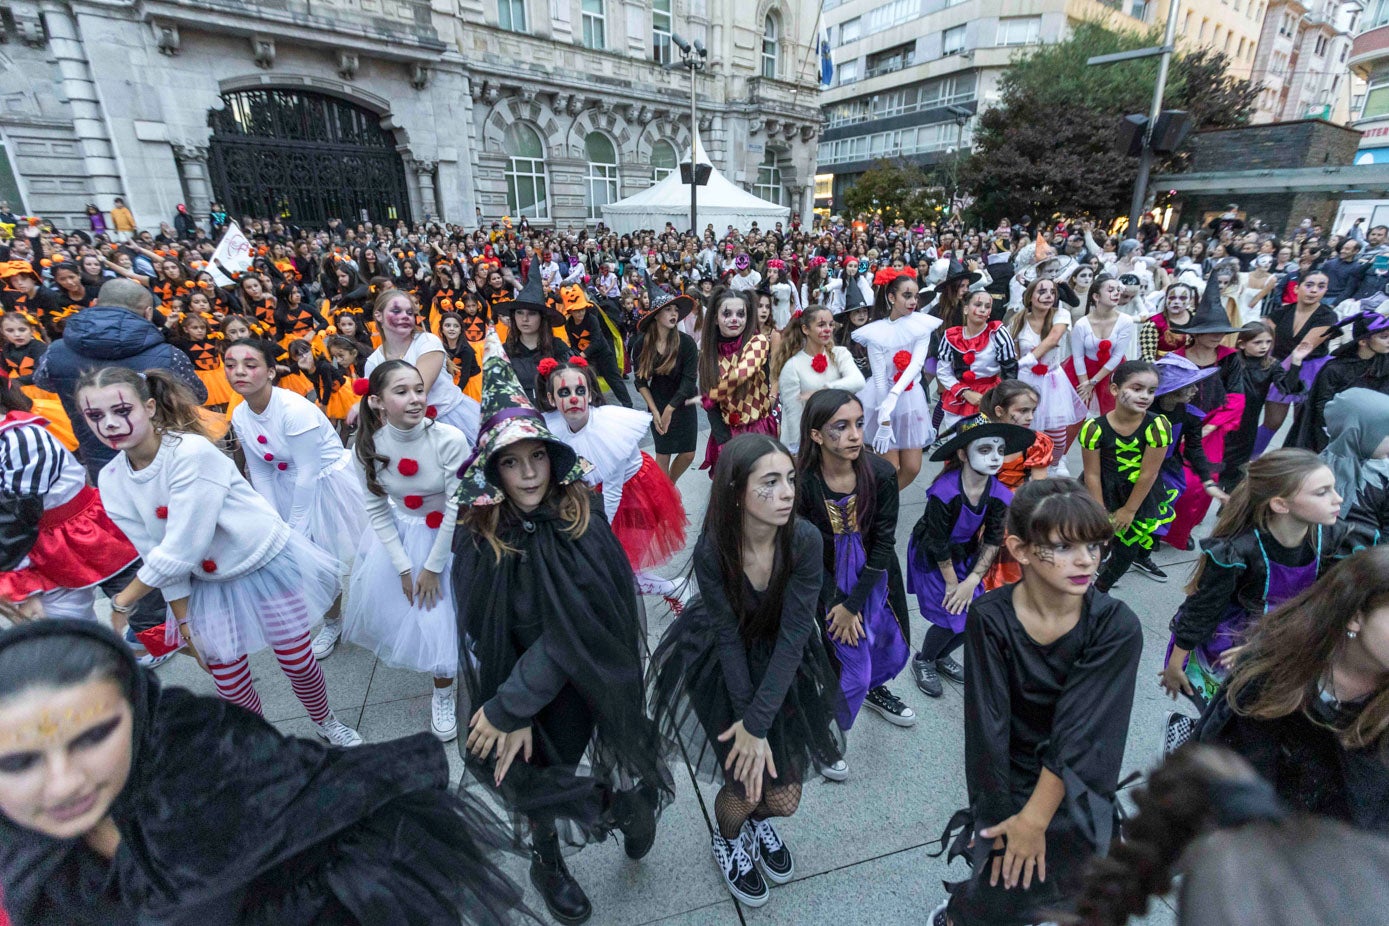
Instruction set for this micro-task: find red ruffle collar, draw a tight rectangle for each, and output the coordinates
[943,320,1001,354]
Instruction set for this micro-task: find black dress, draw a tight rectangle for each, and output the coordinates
[940,586,1142,926]
[630,330,699,455]
[0,620,525,926]
[648,519,846,796]
[1292,349,1389,451]
[452,504,674,847]
[506,338,573,403]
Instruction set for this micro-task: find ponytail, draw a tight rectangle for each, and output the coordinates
[74,366,210,439]
[0,379,33,414]
[980,379,1038,423]
[772,305,832,380]
[353,359,417,498]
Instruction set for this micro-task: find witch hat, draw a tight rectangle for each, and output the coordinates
[493,267,564,326]
[941,259,981,289]
[1173,274,1242,336]
[455,331,590,507]
[835,273,869,317]
[927,414,1035,462]
[636,276,696,330]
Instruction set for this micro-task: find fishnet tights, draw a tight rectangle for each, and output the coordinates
[713,783,802,838]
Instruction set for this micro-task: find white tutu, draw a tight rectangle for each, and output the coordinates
[344,510,458,677]
[183,531,342,664]
[1020,366,1089,431]
[860,380,935,452]
[435,396,481,446]
[301,455,368,573]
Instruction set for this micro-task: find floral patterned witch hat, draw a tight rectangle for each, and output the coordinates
[455,330,590,507]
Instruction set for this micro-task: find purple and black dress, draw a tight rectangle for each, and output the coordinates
[907,467,1012,635]
[798,454,911,729]
[1168,522,1357,703]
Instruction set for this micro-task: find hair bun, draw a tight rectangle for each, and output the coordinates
[352,377,370,396]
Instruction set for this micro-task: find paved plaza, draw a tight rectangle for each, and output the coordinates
[150,427,1187,926]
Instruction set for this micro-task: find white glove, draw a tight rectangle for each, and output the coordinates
[872,423,893,455]
[873,393,899,454]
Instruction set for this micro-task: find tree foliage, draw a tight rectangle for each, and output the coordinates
[958,21,1259,223]
[840,159,949,223]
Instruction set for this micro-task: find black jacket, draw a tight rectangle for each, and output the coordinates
[33,306,207,479]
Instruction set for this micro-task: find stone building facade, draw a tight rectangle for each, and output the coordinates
[0,0,822,231]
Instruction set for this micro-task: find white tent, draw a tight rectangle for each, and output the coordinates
[602,131,789,235]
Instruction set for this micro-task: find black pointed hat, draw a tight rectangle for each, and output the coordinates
[942,258,981,288]
[635,276,696,330]
[1172,272,1242,336]
[492,267,564,326]
[835,274,869,318]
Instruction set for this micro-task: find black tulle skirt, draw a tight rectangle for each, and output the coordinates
[648,599,846,798]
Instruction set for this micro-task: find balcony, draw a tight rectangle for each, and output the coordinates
[1349,23,1389,77]
[865,51,916,79]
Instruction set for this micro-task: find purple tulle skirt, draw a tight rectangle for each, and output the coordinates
[830,532,910,728]
[1266,355,1329,405]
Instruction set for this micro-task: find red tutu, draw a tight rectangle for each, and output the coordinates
[0,485,138,601]
[611,452,688,571]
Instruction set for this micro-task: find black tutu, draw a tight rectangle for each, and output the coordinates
[648,597,846,796]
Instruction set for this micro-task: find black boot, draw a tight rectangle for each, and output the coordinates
[529,830,592,925]
[611,784,659,860]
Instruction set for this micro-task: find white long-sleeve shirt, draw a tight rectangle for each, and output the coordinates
[777,347,867,452]
[357,420,468,575]
[1068,313,1138,382]
[100,433,289,601]
[231,388,350,534]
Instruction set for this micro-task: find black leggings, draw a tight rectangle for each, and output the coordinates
[1095,540,1146,592]
[919,623,963,663]
[587,349,632,407]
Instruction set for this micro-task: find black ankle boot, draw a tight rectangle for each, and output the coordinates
[611,784,659,860]
[529,833,592,925]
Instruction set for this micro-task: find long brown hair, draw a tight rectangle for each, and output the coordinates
[353,360,425,498]
[1225,545,1389,752]
[1008,277,1059,342]
[698,289,755,395]
[461,479,592,561]
[636,320,680,380]
[772,304,832,380]
[1184,449,1330,594]
[74,366,209,439]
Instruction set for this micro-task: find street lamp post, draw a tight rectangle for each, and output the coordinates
[670,34,708,235]
[946,104,971,219]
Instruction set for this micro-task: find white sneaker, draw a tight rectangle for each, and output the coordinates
[820,758,848,782]
[431,684,458,742]
[1049,457,1071,478]
[311,620,342,660]
[313,713,363,747]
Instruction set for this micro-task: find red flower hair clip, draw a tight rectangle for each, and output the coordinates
[570,356,589,368]
[537,358,560,378]
[352,378,370,396]
[872,266,918,288]
[811,354,829,374]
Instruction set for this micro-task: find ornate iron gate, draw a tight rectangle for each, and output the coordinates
[208,89,411,227]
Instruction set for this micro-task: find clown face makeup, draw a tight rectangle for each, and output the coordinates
[377,295,417,340]
[549,369,591,430]
[78,384,155,453]
[962,436,1006,476]
[0,677,133,841]
[223,344,274,399]
[965,292,993,326]
[717,298,747,338]
[807,310,835,348]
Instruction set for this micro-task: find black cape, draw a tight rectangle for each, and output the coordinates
[452,503,674,847]
[0,620,525,926]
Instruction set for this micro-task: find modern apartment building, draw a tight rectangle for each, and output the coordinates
[1249,0,1360,124]
[817,0,1273,210]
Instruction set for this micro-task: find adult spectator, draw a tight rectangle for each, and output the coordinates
[110,197,136,242]
[33,277,206,482]
[1362,224,1389,263]
[173,203,197,239]
[1322,239,1368,307]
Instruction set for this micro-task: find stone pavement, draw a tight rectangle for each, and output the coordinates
[150,431,1190,926]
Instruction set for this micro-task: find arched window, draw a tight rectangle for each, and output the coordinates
[650,140,678,184]
[584,131,620,221]
[753,150,784,205]
[762,14,780,79]
[504,122,549,219]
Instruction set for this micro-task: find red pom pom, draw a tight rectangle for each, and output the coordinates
[155,506,168,519]
[1099,339,1113,352]
[397,458,419,476]
[893,350,912,372]
[256,435,267,444]
[201,559,217,573]
[277,462,288,471]
[424,510,444,529]
[961,370,977,384]
[962,350,976,365]
[537,358,559,378]
[403,494,424,510]
[729,411,743,426]
[352,377,370,396]
[1032,363,1049,375]
[570,356,589,368]
[425,405,438,419]
[263,453,274,461]
[811,354,829,374]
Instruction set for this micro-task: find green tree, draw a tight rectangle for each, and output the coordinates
[840,159,948,224]
[958,21,1258,222]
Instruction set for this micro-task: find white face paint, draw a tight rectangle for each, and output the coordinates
[965,436,1007,476]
